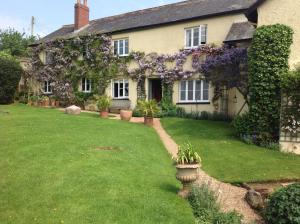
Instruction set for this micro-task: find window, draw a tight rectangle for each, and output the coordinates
[113,79,129,99]
[43,81,52,94]
[185,25,207,48]
[113,39,129,56]
[81,78,91,93]
[180,80,209,102]
[45,51,54,65]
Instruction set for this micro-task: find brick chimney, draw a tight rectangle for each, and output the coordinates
[74,0,89,31]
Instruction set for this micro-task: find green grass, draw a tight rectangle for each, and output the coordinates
[161,118,300,183]
[0,105,194,224]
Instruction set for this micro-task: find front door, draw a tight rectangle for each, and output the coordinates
[149,79,162,102]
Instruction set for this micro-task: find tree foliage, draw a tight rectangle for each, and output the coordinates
[0,52,23,104]
[0,28,37,57]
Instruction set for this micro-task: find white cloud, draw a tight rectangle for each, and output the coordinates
[0,15,50,37]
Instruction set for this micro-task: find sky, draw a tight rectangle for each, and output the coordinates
[0,0,182,37]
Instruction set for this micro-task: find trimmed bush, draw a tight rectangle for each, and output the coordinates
[247,24,293,142]
[264,184,300,224]
[0,52,23,104]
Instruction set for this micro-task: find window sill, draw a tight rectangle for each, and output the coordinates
[177,102,210,105]
[113,98,130,101]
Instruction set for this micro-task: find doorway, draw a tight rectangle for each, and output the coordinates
[149,79,162,102]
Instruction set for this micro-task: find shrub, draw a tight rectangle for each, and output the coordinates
[188,185,242,224]
[175,142,201,165]
[0,52,23,104]
[97,95,111,112]
[264,184,300,224]
[247,24,294,142]
[136,99,159,118]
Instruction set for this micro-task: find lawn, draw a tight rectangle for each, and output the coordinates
[0,105,194,224]
[161,117,300,183]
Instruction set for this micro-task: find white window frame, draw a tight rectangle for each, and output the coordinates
[81,78,92,93]
[113,38,129,56]
[184,25,207,49]
[179,80,209,103]
[112,79,129,99]
[43,81,52,94]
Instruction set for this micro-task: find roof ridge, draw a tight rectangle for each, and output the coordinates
[90,0,193,23]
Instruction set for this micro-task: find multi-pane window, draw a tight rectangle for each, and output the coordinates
[113,39,129,56]
[185,25,207,48]
[45,51,54,65]
[81,78,91,93]
[180,80,209,102]
[113,79,129,99]
[44,81,52,94]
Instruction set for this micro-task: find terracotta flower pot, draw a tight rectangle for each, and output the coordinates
[33,101,38,107]
[100,111,109,118]
[120,110,133,121]
[144,117,154,126]
[176,163,200,198]
[50,100,56,107]
[43,99,50,107]
[55,101,60,107]
[27,100,33,106]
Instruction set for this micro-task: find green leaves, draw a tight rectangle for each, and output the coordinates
[175,142,201,165]
[136,99,159,118]
[247,24,294,142]
[264,184,300,224]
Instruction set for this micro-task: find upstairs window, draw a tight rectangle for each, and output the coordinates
[113,79,129,99]
[185,25,207,48]
[43,81,52,94]
[45,51,54,65]
[81,78,91,93]
[113,39,129,56]
[180,80,209,102]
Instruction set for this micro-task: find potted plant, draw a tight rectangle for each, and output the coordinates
[174,142,201,198]
[31,96,39,106]
[137,100,159,126]
[50,96,56,107]
[27,96,33,106]
[97,95,111,118]
[120,109,133,121]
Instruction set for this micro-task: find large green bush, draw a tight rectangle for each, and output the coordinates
[264,184,300,224]
[240,24,293,143]
[0,52,23,104]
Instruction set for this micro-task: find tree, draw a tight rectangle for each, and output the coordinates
[0,28,37,57]
[0,52,23,104]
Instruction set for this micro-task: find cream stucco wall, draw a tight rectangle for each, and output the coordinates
[111,13,248,112]
[258,0,300,69]
[111,13,248,54]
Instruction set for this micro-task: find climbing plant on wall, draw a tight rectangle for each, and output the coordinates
[30,34,120,103]
[237,24,294,143]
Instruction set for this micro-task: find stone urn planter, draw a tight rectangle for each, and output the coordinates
[120,110,133,121]
[100,110,109,118]
[176,164,200,198]
[174,142,201,198]
[144,116,154,126]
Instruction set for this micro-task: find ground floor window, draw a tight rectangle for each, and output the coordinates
[179,80,209,102]
[81,78,91,93]
[43,81,52,94]
[113,79,129,99]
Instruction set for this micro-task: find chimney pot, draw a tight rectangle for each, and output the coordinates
[74,0,89,31]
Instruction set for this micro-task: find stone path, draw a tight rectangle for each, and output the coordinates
[126,117,262,224]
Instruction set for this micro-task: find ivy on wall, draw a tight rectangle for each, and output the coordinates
[242,24,293,142]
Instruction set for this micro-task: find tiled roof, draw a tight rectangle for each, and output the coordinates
[39,0,260,43]
[224,21,256,42]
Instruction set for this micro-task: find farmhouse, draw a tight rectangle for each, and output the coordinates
[30,0,300,116]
